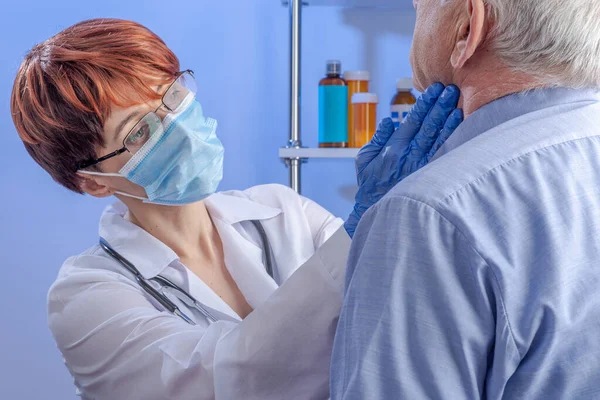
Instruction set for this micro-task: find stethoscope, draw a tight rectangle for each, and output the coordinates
[99,220,274,325]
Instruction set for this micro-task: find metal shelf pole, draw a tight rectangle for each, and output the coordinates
[288,0,302,193]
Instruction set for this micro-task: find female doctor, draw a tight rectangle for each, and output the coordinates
[10,18,462,400]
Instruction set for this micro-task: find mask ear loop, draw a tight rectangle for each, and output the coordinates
[113,191,149,201]
[78,170,122,178]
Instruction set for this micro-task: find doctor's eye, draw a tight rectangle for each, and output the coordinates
[125,122,151,151]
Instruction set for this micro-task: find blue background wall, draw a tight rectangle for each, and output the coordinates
[0,1,415,398]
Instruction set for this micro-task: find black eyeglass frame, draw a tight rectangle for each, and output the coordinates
[77,70,195,171]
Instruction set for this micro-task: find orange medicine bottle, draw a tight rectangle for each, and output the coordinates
[344,71,370,148]
[391,78,416,129]
[351,93,378,148]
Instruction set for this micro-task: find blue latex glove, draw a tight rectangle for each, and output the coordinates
[344,83,463,238]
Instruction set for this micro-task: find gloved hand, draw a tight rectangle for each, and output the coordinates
[344,83,463,238]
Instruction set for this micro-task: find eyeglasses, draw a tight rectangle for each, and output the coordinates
[77,70,197,170]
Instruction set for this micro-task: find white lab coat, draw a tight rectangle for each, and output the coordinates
[47,184,350,400]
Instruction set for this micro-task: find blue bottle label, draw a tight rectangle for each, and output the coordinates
[319,85,348,144]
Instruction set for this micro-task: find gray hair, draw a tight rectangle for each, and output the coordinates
[484,0,600,88]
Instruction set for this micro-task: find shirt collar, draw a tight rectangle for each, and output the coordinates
[98,193,282,279]
[431,87,600,161]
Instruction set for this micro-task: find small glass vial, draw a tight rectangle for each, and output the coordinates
[344,71,370,148]
[351,93,378,148]
[319,60,348,148]
[391,78,416,129]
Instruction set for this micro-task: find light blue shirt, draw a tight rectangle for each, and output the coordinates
[331,88,600,399]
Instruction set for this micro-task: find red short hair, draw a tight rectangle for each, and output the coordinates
[10,18,180,192]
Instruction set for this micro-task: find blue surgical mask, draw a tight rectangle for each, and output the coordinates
[82,95,224,205]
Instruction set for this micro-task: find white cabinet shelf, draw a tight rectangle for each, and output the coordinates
[279,147,359,159]
[281,0,412,8]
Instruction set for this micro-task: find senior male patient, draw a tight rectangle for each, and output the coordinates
[330,0,600,399]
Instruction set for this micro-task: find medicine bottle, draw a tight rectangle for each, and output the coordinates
[351,93,378,148]
[319,60,348,148]
[344,71,370,148]
[391,78,416,129]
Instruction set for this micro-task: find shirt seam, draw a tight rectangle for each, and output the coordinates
[390,195,523,359]
[312,217,344,248]
[317,257,342,292]
[440,135,600,205]
[316,229,347,292]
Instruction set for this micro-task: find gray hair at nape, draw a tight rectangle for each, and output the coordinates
[483,0,600,89]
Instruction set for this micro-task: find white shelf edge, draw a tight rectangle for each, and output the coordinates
[279,147,359,159]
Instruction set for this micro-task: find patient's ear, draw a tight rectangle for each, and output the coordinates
[451,0,486,69]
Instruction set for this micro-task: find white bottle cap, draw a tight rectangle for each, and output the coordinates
[344,71,371,81]
[396,78,414,90]
[352,93,379,104]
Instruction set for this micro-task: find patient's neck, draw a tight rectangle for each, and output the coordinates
[454,53,544,117]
